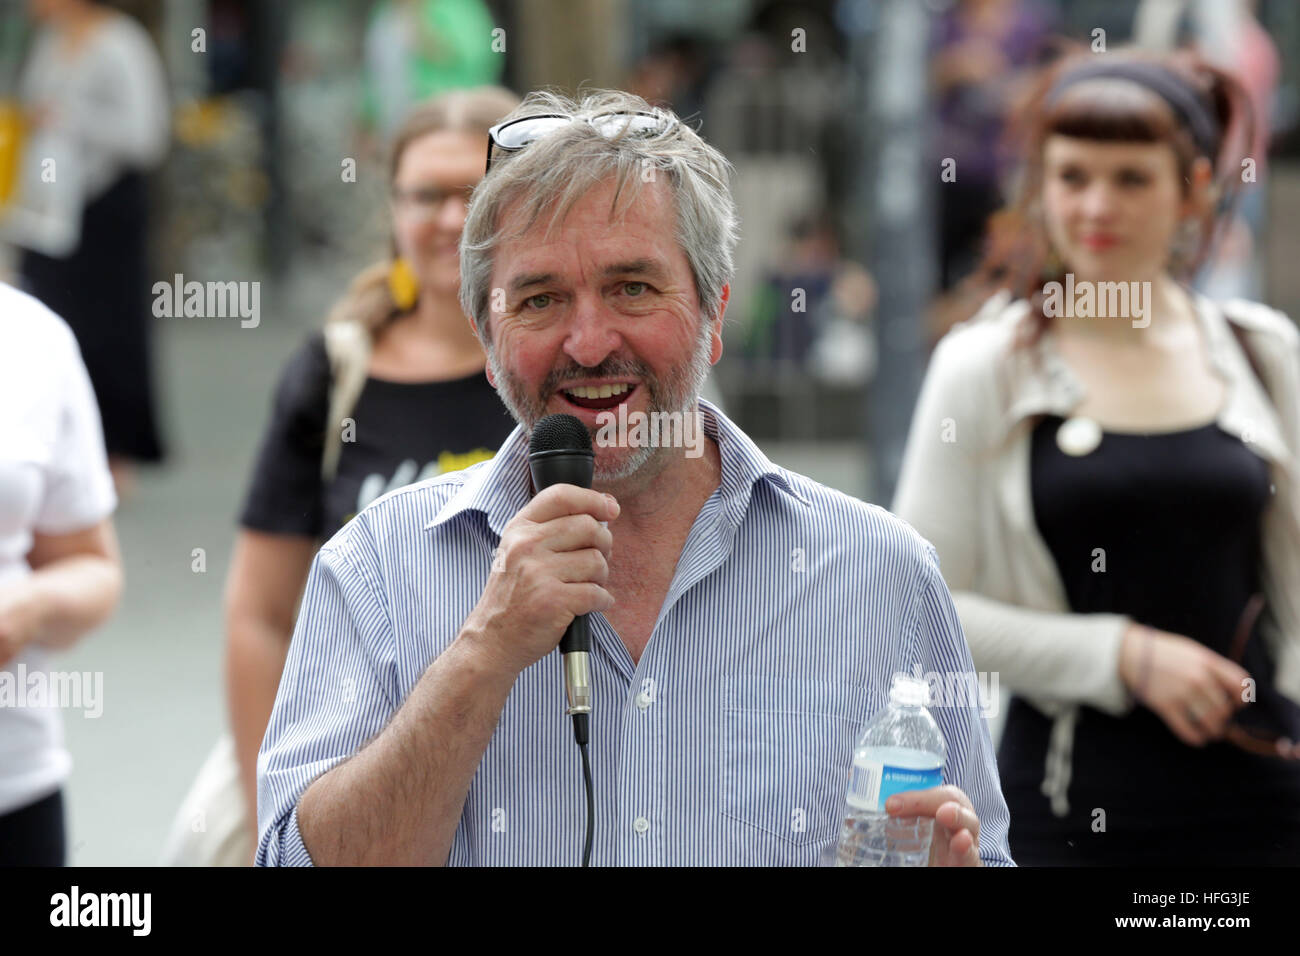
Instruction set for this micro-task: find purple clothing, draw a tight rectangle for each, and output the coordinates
[929,1,1055,183]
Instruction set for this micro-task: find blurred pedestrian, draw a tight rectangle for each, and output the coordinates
[0,282,123,866]
[929,0,1055,292]
[744,211,876,383]
[16,0,170,496]
[626,33,714,125]
[894,49,1300,864]
[361,0,503,143]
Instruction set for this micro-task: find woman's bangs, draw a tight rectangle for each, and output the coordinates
[1042,79,1179,146]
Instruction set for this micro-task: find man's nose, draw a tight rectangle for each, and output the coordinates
[562,294,622,368]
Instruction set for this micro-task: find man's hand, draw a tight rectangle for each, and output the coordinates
[462,484,618,676]
[885,785,982,867]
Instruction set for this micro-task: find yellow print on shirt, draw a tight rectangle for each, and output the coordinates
[437,447,496,475]
[343,447,498,525]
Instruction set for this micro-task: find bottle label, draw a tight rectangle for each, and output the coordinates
[846,760,943,812]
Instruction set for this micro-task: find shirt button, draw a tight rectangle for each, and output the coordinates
[635,691,654,710]
[633,817,650,835]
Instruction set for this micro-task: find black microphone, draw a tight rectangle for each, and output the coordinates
[528,414,595,736]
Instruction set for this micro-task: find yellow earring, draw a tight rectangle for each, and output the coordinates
[388,257,419,311]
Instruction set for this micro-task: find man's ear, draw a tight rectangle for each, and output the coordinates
[475,313,497,387]
[709,284,729,365]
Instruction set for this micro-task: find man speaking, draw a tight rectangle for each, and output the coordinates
[256,90,1013,866]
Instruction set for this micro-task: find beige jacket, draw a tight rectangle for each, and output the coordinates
[892,290,1300,816]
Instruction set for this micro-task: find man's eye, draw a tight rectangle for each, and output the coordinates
[1060,169,1086,186]
[1118,171,1150,187]
[622,281,648,297]
[523,293,552,310]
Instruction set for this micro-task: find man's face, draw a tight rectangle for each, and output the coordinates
[484,176,725,483]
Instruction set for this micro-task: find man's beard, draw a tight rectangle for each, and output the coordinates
[487,323,714,483]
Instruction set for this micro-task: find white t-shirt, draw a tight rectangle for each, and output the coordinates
[19,14,170,201]
[0,283,116,816]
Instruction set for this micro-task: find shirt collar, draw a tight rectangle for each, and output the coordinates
[423,398,812,538]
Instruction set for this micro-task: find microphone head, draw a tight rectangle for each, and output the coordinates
[529,413,593,456]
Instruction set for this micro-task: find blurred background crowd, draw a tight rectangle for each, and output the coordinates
[1,0,1298,865]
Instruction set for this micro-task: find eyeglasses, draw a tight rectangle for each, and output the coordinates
[390,183,475,218]
[484,110,671,174]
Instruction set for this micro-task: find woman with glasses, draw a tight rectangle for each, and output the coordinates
[893,49,1300,865]
[214,87,520,860]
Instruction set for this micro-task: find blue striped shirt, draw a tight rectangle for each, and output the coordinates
[256,400,1014,866]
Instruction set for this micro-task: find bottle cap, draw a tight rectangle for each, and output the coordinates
[889,673,929,707]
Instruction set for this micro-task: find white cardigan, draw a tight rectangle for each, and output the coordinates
[893,290,1300,816]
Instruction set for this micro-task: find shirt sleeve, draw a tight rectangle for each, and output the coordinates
[255,524,401,866]
[34,326,117,534]
[907,548,1016,867]
[238,332,332,538]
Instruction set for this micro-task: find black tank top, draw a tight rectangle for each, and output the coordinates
[1031,415,1269,655]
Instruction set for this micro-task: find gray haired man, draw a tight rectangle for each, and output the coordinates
[256,90,1013,867]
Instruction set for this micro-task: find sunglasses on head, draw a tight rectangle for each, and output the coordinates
[484,110,671,174]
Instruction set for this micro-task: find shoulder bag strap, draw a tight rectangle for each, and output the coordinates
[321,321,373,484]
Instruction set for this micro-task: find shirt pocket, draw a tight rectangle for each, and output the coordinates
[721,674,879,848]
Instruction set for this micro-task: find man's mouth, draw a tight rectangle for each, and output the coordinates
[559,383,638,411]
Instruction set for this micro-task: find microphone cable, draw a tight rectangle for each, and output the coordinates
[574,713,593,867]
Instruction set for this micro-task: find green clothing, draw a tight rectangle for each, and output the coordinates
[362,0,503,135]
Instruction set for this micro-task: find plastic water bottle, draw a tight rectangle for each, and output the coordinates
[835,674,946,867]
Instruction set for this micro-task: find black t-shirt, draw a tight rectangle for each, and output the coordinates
[239,331,516,541]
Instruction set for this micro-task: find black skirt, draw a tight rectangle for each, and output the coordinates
[999,695,1300,866]
[20,171,166,463]
[0,789,65,866]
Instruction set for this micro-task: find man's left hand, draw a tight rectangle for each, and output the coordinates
[885,785,981,867]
